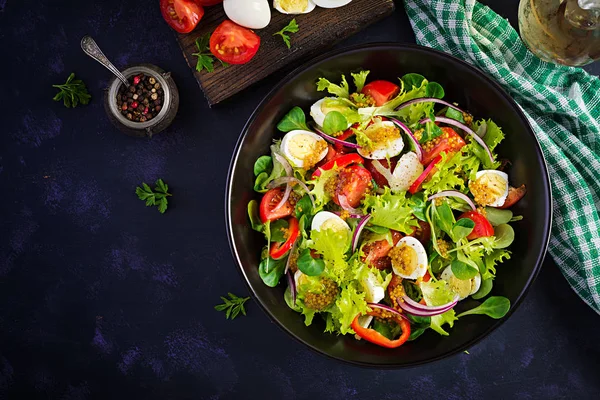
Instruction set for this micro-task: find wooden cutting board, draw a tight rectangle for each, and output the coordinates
[176,1,395,106]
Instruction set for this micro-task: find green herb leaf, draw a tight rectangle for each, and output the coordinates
[451,259,479,280]
[258,257,286,287]
[52,73,91,108]
[322,111,348,135]
[214,292,251,320]
[273,18,299,49]
[420,120,443,143]
[452,218,475,241]
[401,73,426,89]
[425,82,445,99]
[270,219,289,243]
[253,155,273,176]
[135,179,172,214]
[485,207,513,226]
[434,201,455,237]
[456,296,510,319]
[193,33,228,73]
[493,224,515,249]
[295,194,314,220]
[277,106,310,132]
[406,314,431,341]
[364,225,390,235]
[445,107,465,123]
[297,248,325,276]
[247,200,263,232]
[471,278,493,299]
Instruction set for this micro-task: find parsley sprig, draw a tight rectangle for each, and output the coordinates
[273,19,299,49]
[193,33,229,73]
[52,73,91,108]
[135,179,172,214]
[215,293,250,320]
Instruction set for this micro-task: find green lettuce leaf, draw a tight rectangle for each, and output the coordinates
[351,70,370,92]
[309,226,351,284]
[362,187,419,234]
[317,75,350,98]
[483,249,511,280]
[420,280,458,335]
[308,166,338,209]
[328,282,368,334]
[421,151,467,195]
[320,98,361,124]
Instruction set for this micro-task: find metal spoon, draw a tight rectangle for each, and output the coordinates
[81,35,129,86]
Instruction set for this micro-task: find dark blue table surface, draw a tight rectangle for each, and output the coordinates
[1,1,599,399]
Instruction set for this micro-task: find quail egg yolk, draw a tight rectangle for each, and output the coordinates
[389,244,419,276]
[280,0,308,12]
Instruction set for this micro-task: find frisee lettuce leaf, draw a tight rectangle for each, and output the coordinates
[420,280,458,335]
[362,187,419,234]
[328,282,368,334]
[351,70,370,92]
[308,166,338,209]
[317,75,350,99]
[309,226,351,284]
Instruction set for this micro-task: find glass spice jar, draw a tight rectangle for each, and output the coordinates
[104,64,179,138]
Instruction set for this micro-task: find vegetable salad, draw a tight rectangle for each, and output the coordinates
[247,71,525,348]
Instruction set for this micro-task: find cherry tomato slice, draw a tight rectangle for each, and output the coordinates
[364,157,398,187]
[421,127,466,166]
[160,0,204,34]
[312,153,364,178]
[498,184,527,209]
[362,230,403,270]
[361,80,400,107]
[210,20,260,65]
[334,165,372,208]
[458,211,494,240]
[259,188,294,223]
[270,217,300,259]
[408,220,432,245]
[408,155,442,194]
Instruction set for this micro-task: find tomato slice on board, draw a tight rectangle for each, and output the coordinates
[210,20,260,65]
[312,153,364,178]
[458,211,494,240]
[198,0,222,5]
[270,217,300,259]
[421,127,466,166]
[259,188,294,223]
[408,155,442,194]
[361,80,400,107]
[364,158,399,188]
[334,165,372,208]
[159,0,204,34]
[498,184,527,209]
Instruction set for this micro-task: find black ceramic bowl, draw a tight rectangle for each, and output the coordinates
[226,44,551,367]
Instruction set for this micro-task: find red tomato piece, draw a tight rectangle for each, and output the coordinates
[459,211,494,240]
[334,165,372,208]
[333,124,358,152]
[270,217,300,259]
[160,0,204,33]
[259,188,294,223]
[421,127,466,166]
[498,184,527,209]
[362,230,403,270]
[364,158,398,187]
[312,153,364,178]
[408,220,432,245]
[408,155,442,194]
[361,80,400,107]
[210,20,260,65]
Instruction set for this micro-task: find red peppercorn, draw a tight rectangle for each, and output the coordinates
[143,107,149,115]
[121,103,128,111]
[133,76,141,85]
[131,101,138,109]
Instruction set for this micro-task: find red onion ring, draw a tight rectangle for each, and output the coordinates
[428,190,476,211]
[397,294,459,317]
[366,302,409,321]
[351,214,371,252]
[338,194,361,215]
[267,176,316,210]
[313,126,361,149]
[389,118,423,162]
[420,116,495,165]
[395,97,464,114]
[286,270,297,306]
[272,153,293,212]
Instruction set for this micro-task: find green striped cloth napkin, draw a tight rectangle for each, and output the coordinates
[403,0,600,314]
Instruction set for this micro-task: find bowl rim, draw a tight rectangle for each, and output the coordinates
[225,42,552,368]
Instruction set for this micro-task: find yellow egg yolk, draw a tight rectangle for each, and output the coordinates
[389,244,419,276]
[279,0,308,13]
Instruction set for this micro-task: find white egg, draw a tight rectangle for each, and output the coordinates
[311,211,351,234]
[223,0,271,29]
[274,0,316,14]
[357,121,405,160]
[390,236,428,280]
[440,267,482,300]
[357,315,373,328]
[310,98,329,127]
[470,170,509,207]
[280,130,328,168]
[391,152,424,192]
[313,0,352,8]
[294,270,306,288]
[361,272,386,304]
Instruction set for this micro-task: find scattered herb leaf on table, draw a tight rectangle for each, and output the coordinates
[52,73,91,108]
[135,179,172,214]
[215,293,251,320]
